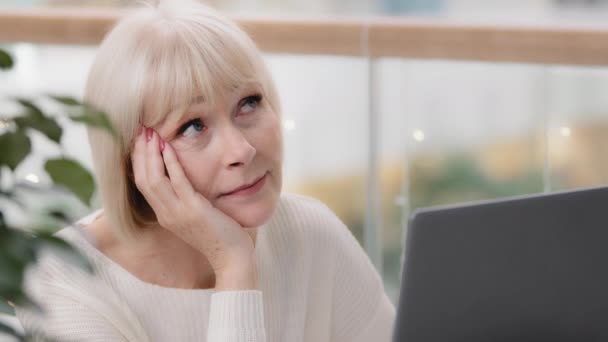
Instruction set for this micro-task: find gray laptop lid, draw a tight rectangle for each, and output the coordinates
[393,186,608,342]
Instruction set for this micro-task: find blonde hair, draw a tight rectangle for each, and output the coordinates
[84,0,281,240]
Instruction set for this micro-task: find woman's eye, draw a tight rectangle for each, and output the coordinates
[239,94,262,115]
[178,118,205,138]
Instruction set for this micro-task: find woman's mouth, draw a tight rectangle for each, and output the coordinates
[220,172,268,198]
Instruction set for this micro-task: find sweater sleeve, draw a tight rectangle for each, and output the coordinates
[206,290,266,341]
[327,209,396,342]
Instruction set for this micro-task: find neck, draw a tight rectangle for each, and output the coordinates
[128,224,217,289]
[88,214,251,290]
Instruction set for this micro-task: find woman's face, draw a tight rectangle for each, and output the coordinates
[150,81,283,228]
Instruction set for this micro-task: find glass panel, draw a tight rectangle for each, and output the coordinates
[374,58,409,302]
[403,61,547,210]
[376,59,550,303]
[267,54,370,248]
[546,66,608,190]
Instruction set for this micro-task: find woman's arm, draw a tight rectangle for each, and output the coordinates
[132,127,267,341]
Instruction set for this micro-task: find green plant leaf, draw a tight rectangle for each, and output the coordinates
[14,116,62,145]
[0,48,13,70]
[0,229,35,299]
[49,95,80,106]
[44,158,95,206]
[15,99,44,118]
[46,209,70,225]
[0,229,36,267]
[0,131,31,171]
[69,107,116,138]
[0,299,15,315]
[0,260,26,307]
[14,99,62,144]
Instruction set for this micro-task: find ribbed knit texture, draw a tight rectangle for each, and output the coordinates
[15,192,395,341]
[207,291,266,341]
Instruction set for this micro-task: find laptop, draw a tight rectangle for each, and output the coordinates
[393,186,608,342]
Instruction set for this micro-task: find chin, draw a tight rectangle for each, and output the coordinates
[216,179,281,228]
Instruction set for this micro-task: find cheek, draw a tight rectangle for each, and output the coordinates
[250,113,283,163]
[174,149,218,198]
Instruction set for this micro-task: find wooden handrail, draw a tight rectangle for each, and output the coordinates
[2,8,608,66]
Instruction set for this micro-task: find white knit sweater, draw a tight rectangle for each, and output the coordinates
[16,192,395,341]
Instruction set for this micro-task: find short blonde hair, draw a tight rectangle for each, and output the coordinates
[84,0,281,240]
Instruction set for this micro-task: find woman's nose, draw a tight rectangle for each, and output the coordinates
[222,126,256,168]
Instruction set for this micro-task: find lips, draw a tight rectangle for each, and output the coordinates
[221,172,267,197]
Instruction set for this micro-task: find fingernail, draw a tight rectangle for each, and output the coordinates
[146,128,153,142]
[160,139,165,152]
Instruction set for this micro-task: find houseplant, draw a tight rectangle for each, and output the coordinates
[0,47,115,341]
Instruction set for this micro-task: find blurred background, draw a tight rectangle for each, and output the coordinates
[4,0,608,20]
[1,0,608,306]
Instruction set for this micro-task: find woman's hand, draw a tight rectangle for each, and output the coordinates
[131,127,258,291]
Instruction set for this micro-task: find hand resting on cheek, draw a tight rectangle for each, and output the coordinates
[130,126,259,291]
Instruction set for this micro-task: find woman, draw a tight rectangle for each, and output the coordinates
[16,1,395,341]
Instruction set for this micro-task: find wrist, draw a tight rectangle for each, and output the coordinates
[215,261,258,291]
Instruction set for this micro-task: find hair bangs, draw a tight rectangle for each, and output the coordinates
[141,19,264,128]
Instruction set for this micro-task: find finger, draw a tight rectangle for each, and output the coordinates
[162,140,195,200]
[145,129,177,205]
[132,127,168,213]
